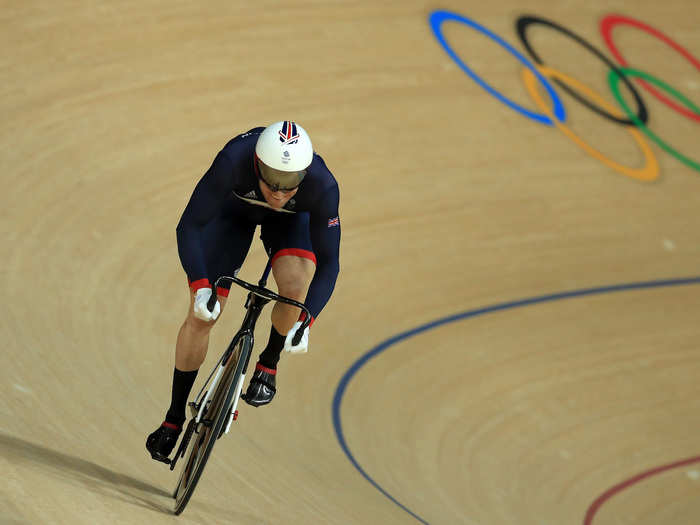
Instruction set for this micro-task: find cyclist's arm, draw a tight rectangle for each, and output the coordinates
[176,151,235,289]
[305,183,341,322]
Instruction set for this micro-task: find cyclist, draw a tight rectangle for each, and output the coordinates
[147,121,341,463]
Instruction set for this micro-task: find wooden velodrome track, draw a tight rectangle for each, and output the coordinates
[2,1,699,524]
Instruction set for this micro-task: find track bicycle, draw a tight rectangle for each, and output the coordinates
[169,261,311,515]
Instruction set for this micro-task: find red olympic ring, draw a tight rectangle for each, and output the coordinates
[600,14,700,122]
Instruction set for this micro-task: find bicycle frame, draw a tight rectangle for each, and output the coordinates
[188,261,311,431]
[190,292,269,431]
[170,260,313,513]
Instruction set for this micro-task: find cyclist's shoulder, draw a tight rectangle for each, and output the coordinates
[306,153,339,194]
[291,154,339,215]
[219,127,265,161]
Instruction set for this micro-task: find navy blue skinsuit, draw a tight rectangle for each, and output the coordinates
[176,127,341,322]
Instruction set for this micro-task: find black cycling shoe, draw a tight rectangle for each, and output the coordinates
[146,422,182,463]
[243,363,277,407]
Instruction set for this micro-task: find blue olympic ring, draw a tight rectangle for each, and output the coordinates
[429,10,566,126]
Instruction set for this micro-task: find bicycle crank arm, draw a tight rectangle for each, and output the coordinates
[169,418,197,471]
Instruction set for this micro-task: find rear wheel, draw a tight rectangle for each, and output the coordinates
[172,335,249,515]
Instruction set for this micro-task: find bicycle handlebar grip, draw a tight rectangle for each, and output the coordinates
[292,328,304,346]
[291,310,312,345]
[206,287,218,312]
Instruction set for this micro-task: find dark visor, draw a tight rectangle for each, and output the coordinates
[256,158,306,192]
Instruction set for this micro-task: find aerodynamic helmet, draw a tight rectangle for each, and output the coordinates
[255,121,313,192]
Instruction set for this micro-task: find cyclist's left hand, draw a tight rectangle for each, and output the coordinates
[283,321,309,353]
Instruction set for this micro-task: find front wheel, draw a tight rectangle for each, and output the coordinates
[172,335,249,515]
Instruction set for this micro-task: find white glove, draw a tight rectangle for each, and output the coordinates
[283,321,309,353]
[193,287,220,322]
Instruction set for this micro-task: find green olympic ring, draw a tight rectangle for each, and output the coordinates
[609,68,700,173]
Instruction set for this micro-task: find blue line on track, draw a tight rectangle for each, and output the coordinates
[332,276,700,524]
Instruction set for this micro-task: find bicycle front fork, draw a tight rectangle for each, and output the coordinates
[222,372,246,434]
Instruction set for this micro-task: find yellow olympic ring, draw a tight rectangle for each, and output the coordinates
[521,65,659,182]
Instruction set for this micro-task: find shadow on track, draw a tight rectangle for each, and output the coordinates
[0,432,172,514]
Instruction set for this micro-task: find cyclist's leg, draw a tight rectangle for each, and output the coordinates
[176,213,256,371]
[262,212,316,335]
[147,290,232,460]
[269,253,315,333]
[243,213,314,407]
[155,215,254,431]
[174,290,229,371]
[149,207,258,458]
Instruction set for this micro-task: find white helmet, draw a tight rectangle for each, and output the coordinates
[255,121,313,191]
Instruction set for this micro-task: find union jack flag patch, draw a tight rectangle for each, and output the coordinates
[328,217,340,228]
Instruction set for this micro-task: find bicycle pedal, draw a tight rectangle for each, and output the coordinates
[150,452,171,465]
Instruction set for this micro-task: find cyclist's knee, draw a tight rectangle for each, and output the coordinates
[272,256,315,299]
[279,281,308,301]
[275,269,313,300]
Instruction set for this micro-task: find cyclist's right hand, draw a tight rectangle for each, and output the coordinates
[193,287,220,322]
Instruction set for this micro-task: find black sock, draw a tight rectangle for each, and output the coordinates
[258,325,286,370]
[165,368,198,426]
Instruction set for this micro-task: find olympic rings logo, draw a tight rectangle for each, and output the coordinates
[429,11,700,181]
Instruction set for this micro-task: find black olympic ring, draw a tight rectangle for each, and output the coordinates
[516,15,649,126]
